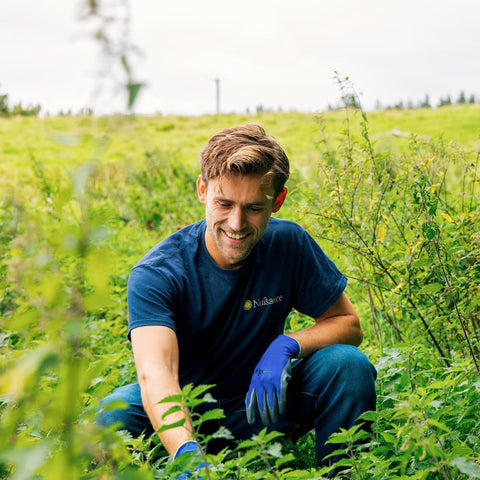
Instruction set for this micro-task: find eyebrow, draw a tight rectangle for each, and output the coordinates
[214,196,269,207]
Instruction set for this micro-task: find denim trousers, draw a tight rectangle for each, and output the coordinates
[97,344,377,467]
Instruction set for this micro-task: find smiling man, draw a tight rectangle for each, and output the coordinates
[198,172,286,268]
[98,124,377,477]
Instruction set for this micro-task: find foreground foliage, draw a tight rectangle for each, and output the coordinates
[1,106,479,479]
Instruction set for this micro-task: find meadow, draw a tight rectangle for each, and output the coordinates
[1,102,480,479]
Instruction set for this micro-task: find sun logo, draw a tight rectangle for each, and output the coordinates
[243,300,252,311]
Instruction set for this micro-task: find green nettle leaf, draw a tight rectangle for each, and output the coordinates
[158,393,184,404]
[450,457,480,478]
[413,258,433,268]
[267,442,284,458]
[426,227,437,240]
[190,384,216,398]
[211,426,234,440]
[156,418,186,434]
[418,282,443,294]
[102,399,128,411]
[200,408,225,422]
[161,404,184,419]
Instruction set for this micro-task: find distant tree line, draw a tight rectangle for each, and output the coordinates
[378,90,477,111]
[328,90,478,112]
[1,86,478,118]
[0,91,41,117]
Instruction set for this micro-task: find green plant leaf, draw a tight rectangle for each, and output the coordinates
[418,282,443,294]
[450,457,480,478]
[0,443,51,480]
[426,227,437,240]
[200,408,225,422]
[127,82,144,110]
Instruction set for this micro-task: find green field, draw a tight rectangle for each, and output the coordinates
[1,105,480,479]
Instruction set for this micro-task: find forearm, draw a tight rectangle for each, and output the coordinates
[138,368,193,456]
[131,326,192,456]
[287,313,362,357]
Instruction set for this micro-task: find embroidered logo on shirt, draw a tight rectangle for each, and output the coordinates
[243,295,284,310]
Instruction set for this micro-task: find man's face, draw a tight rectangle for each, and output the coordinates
[197,173,287,269]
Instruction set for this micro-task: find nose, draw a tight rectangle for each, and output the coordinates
[228,207,246,231]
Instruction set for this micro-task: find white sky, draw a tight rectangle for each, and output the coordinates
[1,0,479,116]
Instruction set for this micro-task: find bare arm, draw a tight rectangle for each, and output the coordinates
[286,292,363,357]
[131,325,193,456]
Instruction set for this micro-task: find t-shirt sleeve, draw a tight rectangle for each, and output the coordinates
[292,228,347,318]
[126,264,177,340]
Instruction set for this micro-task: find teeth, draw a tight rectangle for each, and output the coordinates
[225,231,247,240]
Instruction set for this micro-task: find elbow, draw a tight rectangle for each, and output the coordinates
[137,364,179,391]
[349,314,363,347]
[355,325,364,347]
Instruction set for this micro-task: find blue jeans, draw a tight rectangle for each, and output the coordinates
[97,344,377,467]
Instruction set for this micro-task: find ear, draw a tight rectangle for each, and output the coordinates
[197,175,207,204]
[272,187,287,213]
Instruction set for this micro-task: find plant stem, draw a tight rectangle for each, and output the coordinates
[433,236,480,373]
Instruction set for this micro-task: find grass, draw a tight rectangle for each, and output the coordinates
[1,104,480,479]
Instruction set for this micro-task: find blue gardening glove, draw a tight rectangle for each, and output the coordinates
[171,440,204,480]
[245,334,301,426]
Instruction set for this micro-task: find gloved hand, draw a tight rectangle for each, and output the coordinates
[171,440,204,480]
[245,334,301,426]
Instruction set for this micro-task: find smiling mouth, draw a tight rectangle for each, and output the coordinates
[224,231,249,241]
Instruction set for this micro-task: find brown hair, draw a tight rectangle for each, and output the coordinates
[200,123,290,196]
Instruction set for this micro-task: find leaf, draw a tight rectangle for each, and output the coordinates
[378,227,386,243]
[211,426,234,440]
[190,384,215,398]
[450,457,480,478]
[418,282,443,294]
[121,54,131,75]
[115,468,153,480]
[102,399,128,411]
[158,392,184,404]
[200,408,225,422]
[275,453,295,468]
[156,418,186,434]
[426,227,437,240]
[358,410,378,421]
[413,258,433,268]
[390,282,405,295]
[0,344,58,399]
[0,443,51,480]
[162,404,184,419]
[127,82,144,110]
[441,212,454,223]
[427,418,450,433]
[267,442,284,458]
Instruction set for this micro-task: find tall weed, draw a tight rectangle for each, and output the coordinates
[1,107,480,479]
[303,97,480,370]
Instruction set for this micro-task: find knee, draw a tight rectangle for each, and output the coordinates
[96,383,141,430]
[309,344,377,397]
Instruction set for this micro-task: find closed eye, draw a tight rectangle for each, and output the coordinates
[247,206,265,213]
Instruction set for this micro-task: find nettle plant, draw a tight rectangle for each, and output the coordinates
[0,155,319,480]
[294,83,480,479]
[2,105,480,479]
[303,86,480,371]
[322,345,480,480]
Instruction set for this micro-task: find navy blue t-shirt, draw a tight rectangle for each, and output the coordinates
[127,217,347,399]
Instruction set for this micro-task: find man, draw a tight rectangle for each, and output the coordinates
[99,123,376,475]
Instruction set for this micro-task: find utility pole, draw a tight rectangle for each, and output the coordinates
[215,78,220,114]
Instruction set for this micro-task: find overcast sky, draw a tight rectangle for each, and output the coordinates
[1,0,479,116]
